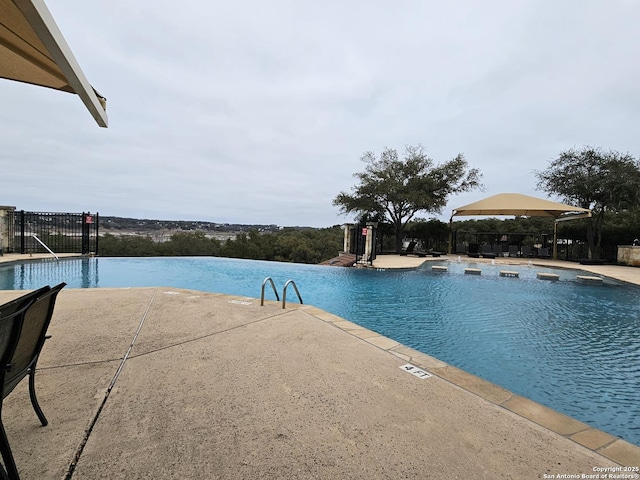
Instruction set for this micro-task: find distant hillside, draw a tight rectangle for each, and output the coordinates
[99,216,319,234]
[97,217,344,263]
[100,216,281,233]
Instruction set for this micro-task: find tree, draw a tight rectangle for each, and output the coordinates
[333,145,483,252]
[535,146,640,259]
[98,227,343,264]
[165,231,221,256]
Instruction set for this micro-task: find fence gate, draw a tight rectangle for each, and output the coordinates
[349,223,377,265]
[10,211,99,255]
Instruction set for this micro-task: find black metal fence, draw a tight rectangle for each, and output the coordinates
[452,230,618,262]
[8,211,99,255]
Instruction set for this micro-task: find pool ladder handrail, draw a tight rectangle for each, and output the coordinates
[32,234,59,260]
[260,277,303,309]
[260,277,280,306]
[282,279,303,309]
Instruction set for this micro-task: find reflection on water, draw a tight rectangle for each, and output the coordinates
[0,258,99,290]
[1,257,639,446]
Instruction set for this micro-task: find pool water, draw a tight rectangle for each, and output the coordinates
[2,256,639,446]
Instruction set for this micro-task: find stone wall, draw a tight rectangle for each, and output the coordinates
[617,245,640,266]
[0,206,16,254]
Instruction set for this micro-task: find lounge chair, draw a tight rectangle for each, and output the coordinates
[467,243,480,258]
[537,247,551,259]
[0,283,66,480]
[521,246,532,258]
[400,241,427,257]
[508,245,519,257]
[481,244,497,259]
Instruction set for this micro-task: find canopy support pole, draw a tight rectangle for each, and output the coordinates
[552,212,592,261]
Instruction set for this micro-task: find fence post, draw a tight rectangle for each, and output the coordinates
[95,212,99,255]
[20,210,25,254]
[81,212,89,254]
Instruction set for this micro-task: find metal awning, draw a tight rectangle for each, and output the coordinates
[450,193,592,259]
[0,0,108,127]
[452,193,591,219]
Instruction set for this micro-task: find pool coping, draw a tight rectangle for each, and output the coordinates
[0,253,84,267]
[295,302,640,467]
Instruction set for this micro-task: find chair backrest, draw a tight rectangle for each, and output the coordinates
[0,286,51,319]
[0,286,51,368]
[1,283,66,398]
[0,303,32,386]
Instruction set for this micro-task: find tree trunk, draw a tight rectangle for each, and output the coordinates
[587,211,606,260]
[587,222,598,260]
[585,217,598,260]
[395,222,404,253]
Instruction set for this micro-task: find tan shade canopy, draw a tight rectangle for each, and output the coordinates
[0,0,108,127]
[452,193,591,219]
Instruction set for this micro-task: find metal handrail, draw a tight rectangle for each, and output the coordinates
[32,234,59,260]
[260,277,280,306]
[282,279,303,309]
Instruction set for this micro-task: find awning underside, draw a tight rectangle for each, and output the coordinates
[0,0,71,91]
[0,0,108,127]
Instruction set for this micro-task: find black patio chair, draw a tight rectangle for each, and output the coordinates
[481,244,497,259]
[0,283,66,480]
[467,243,480,258]
[537,247,551,259]
[400,240,418,256]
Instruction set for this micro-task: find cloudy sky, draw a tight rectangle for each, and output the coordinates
[2,0,639,227]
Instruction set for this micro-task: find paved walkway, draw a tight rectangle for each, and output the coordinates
[1,254,639,478]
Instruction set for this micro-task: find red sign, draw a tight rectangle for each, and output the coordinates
[85,215,93,224]
[362,228,368,236]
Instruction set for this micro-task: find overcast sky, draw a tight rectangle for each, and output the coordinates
[2,0,639,227]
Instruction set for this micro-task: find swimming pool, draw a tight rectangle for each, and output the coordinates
[1,256,639,446]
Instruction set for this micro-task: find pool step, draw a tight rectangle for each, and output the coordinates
[537,273,560,281]
[576,275,603,283]
[500,271,519,278]
[465,268,481,275]
[431,266,448,272]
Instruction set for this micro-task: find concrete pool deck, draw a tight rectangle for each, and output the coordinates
[0,254,639,478]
